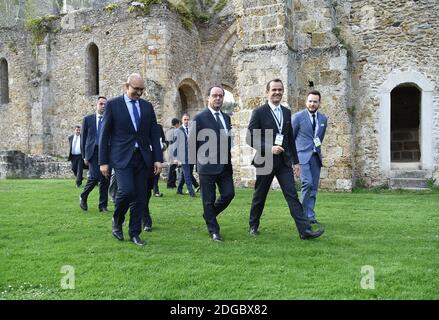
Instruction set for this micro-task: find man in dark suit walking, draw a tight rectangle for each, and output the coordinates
[189,85,235,241]
[99,73,162,246]
[79,96,110,213]
[68,125,84,188]
[246,79,324,240]
[175,113,196,197]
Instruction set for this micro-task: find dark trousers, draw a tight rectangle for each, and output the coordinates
[70,154,84,186]
[142,172,154,228]
[167,163,177,188]
[249,159,310,235]
[112,150,152,238]
[80,148,109,209]
[153,173,160,194]
[199,166,235,235]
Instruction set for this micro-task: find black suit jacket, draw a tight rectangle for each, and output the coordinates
[99,95,163,169]
[190,108,232,175]
[246,103,299,169]
[81,114,99,161]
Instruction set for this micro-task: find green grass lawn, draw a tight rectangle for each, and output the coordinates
[0,179,439,300]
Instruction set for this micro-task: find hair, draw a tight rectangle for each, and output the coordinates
[74,125,81,129]
[307,90,321,101]
[182,112,190,119]
[266,78,284,91]
[207,85,225,97]
[171,118,180,126]
[97,96,107,101]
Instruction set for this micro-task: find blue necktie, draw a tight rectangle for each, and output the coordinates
[96,116,103,145]
[131,100,140,130]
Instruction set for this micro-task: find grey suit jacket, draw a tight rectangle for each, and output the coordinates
[291,109,327,164]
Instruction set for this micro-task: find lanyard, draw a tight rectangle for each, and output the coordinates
[269,107,283,133]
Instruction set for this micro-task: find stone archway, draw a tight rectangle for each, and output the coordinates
[379,70,435,174]
[176,79,203,119]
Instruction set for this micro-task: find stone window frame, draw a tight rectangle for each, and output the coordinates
[85,42,99,96]
[0,57,9,105]
[379,70,435,174]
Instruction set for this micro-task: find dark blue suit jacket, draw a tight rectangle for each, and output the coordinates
[99,95,163,169]
[190,108,232,175]
[81,114,99,161]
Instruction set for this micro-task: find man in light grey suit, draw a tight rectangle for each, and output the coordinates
[292,90,328,224]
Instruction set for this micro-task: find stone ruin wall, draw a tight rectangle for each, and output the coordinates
[1,0,438,188]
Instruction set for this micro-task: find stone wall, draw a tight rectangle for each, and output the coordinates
[1,0,438,188]
[332,0,439,186]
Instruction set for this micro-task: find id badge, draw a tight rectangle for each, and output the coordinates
[314,137,321,147]
[275,133,284,146]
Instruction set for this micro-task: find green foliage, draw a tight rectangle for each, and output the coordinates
[24,15,61,45]
[80,24,92,33]
[426,177,439,191]
[127,0,163,15]
[1,179,439,299]
[7,41,18,55]
[213,0,227,15]
[103,3,119,13]
[127,0,228,30]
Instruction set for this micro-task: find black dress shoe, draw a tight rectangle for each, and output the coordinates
[99,207,109,212]
[112,230,124,241]
[130,236,145,246]
[309,219,318,224]
[300,228,324,240]
[176,191,184,195]
[79,196,88,211]
[154,192,163,197]
[143,226,152,232]
[211,233,223,242]
[249,227,259,236]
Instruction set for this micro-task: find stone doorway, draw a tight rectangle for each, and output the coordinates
[391,85,421,163]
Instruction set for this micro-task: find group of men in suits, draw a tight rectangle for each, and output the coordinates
[70,73,327,245]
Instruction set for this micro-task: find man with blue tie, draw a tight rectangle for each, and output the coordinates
[99,73,162,246]
[246,79,324,240]
[292,90,328,225]
[79,96,110,213]
[189,85,235,241]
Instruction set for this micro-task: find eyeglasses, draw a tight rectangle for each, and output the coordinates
[210,94,224,99]
[129,84,145,92]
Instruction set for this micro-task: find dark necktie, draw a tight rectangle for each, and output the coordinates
[185,126,189,136]
[215,112,225,130]
[96,116,103,145]
[131,100,140,130]
[312,113,316,135]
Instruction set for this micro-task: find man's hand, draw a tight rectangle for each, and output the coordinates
[272,145,285,155]
[293,164,300,177]
[154,162,162,175]
[84,160,89,166]
[100,164,110,178]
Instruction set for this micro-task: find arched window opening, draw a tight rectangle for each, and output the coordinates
[0,58,9,104]
[87,43,99,95]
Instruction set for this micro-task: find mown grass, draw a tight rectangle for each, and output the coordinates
[0,179,438,299]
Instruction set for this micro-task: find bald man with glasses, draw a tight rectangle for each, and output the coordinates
[99,73,163,246]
